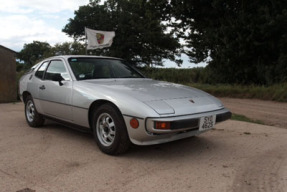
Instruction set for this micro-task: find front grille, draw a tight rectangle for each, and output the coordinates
[216,111,232,123]
[171,119,199,130]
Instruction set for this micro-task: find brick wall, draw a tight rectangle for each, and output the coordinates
[0,46,16,103]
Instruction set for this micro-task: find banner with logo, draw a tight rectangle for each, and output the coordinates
[85,27,115,49]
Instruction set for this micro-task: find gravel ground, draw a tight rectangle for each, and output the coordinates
[220,98,287,128]
[0,102,286,192]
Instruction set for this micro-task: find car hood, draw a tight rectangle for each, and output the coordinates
[81,79,223,115]
[83,79,206,100]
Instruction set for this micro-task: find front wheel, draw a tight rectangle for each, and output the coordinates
[25,95,45,127]
[92,104,131,155]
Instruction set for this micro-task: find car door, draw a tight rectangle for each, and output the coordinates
[38,59,73,121]
[27,61,49,114]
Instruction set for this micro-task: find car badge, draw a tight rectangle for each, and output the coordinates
[96,33,105,44]
[189,99,195,103]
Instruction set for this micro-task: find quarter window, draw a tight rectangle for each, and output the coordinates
[35,61,49,79]
[44,60,70,81]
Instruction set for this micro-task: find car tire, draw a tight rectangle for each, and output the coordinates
[92,103,131,155]
[25,95,45,127]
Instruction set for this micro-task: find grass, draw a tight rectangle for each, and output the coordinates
[139,67,287,102]
[231,113,265,125]
[189,83,287,102]
[139,67,208,84]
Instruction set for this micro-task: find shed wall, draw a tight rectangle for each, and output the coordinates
[0,47,16,103]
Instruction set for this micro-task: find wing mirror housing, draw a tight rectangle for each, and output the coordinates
[52,73,64,86]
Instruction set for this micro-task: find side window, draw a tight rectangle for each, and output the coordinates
[35,62,49,79]
[44,60,70,81]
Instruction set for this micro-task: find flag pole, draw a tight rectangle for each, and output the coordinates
[85,27,88,55]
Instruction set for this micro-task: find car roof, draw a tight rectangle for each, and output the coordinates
[46,55,121,60]
[31,55,123,71]
[31,55,123,70]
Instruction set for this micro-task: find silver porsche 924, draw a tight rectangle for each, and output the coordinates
[19,55,231,155]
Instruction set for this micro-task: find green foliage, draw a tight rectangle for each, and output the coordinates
[16,61,24,72]
[139,67,209,84]
[17,41,86,68]
[155,0,287,84]
[18,41,51,67]
[63,0,182,66]
[46,41,86,57]
[190,83,287,102]
[16,71,26,100]
[138,67,287,102]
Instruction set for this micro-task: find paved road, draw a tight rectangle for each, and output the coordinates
[0,102,286,192]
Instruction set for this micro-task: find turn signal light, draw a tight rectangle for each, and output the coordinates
[155,122,171,129]
[130,118,139,129]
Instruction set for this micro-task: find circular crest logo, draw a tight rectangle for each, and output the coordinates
[96,33,105,44]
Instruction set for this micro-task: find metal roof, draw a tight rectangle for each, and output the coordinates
[0,45,17,54]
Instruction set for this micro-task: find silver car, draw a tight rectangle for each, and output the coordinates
[19,55,231,155]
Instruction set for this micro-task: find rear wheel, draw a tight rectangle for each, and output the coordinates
[92,103,131,155]
[25,95,45,127]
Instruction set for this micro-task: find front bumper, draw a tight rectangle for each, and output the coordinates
[216,111,232,123]
[124,108,231,146]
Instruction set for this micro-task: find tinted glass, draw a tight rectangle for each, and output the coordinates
[35,61,49,79]
[68,58,144,80]
[44,60,70,81]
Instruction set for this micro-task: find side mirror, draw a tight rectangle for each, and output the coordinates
[52,73,64,86]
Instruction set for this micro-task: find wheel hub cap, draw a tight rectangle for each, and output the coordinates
[26,100,35,122]
[97,113,116,147]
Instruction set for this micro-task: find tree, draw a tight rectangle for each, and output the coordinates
[156,0,287,84]
[47,41,86,56]
[17,41,86,69]
[18,41,51,67]
[63,0,182,67]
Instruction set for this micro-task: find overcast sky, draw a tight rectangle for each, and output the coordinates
[0,0,206,68]
[0,0,89,51]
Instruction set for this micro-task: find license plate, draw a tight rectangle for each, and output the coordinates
[199,115,216,131]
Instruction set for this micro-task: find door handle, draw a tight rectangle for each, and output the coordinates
[39,85,46,90]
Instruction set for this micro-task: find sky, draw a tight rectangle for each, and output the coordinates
[0,0,206,68]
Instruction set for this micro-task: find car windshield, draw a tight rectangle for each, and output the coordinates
[68,58,144,80]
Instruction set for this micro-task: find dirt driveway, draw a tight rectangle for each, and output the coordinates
[0,102,286,192]
[220,98,287,128]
